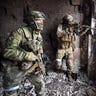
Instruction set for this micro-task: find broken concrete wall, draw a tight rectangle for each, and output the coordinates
[80,0,93,71]
[88,1,96,80]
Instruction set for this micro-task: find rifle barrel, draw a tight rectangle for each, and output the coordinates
[80,25,96,30]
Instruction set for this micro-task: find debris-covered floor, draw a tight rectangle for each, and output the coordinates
[45,70,96,96]
[0,69,96,96]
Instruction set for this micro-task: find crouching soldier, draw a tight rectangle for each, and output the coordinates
[1,7,46,96]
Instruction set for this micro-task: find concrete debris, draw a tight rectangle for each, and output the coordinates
[0,71,96,96]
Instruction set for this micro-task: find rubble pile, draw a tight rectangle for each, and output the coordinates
[45,71,96,96]
[0,71,96,96]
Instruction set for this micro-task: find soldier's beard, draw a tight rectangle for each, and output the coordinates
[36,23,44,31]
[28,21,44,31]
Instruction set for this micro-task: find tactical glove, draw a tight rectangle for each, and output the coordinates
[24,52,38,61]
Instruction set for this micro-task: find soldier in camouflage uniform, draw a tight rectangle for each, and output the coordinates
[1,8,46,96]
[55,14,76,81]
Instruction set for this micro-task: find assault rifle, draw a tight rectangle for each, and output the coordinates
[73,23,96,36]
[23,55,45,75]
[24,53,50,75]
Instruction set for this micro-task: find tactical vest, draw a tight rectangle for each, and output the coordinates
[57,24,75,49]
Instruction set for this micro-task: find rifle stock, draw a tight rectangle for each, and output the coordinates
[27,62,38,73]
[26,59,46,75]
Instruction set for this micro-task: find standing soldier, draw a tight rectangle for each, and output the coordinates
[55,14,90,81]
[1,7,46,96]
[55,14,76,81]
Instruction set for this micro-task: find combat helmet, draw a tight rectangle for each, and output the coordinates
[24,10,45,20]
[63,14,73,22]
[23,6,45,30]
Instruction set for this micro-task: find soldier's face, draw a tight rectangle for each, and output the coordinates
[35,18,44,31]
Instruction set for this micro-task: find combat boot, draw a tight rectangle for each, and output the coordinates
[67,72,73,82]
[72,73,78,81]
[68,75,73,82]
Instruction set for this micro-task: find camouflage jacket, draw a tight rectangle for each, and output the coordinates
[3,26,43,61]
[1,26,44,89]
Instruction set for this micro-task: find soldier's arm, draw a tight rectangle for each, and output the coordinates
[73,23,90,36]
[57,24,64,37]
[3,28,37,61]
[72,23,79,35]
[78,27,90,36]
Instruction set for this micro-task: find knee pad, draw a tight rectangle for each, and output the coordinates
[55,59,62,69]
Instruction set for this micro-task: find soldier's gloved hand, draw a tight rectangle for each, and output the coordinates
[24,52,38,61]
[57,32,63,37]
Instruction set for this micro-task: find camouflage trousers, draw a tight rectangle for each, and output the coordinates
[56,47,74,75]
[4,74,45,96]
